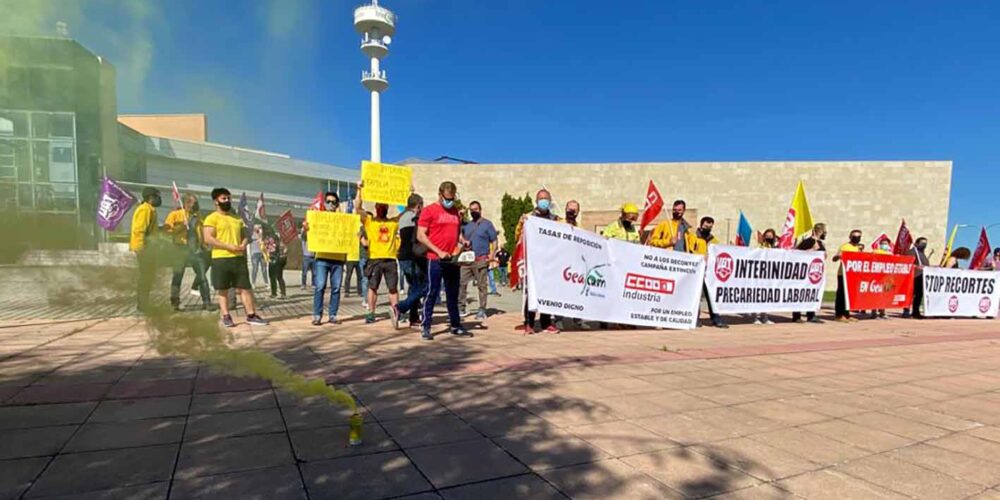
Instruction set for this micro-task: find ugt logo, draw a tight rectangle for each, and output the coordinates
[562,256,608,297]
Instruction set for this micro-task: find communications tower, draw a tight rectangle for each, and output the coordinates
[354,0,396,163]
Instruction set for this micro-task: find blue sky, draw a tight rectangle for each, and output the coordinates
[68,0,999,249]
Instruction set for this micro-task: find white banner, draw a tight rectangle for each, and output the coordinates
[922,267,1000,318]
[705,245,826,314]
[524,217,705,330]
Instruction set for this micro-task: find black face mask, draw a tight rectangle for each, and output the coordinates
[672,211,683,220]
[470,211,481,221]
[700,227,712,238]
[916,243,927,251]
[150,195,162,208]
[218,201,232,212]
[819,233,827,241]
[566,210,577,220]
[622,220,634,230]
[764,237,776,245]
[850,235,862,245]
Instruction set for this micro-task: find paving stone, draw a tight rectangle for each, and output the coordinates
[169,465,305,500]
[0,426,77,459]
[801,420,913,452]
[925,433,1000,464]
[301,451,431,500]
[439,473,563,500]
[842,411,951,441]
[382,414,481,448]
[106,379,193,400]
[890,443,1000,487]
[25,444,177,497]
[621,448,760,498]
[495,428,609,472]
[88,396,190,422]
[682,406,785,438]
[33,482,169,499]
[0,457,49,500]
[518,398,620,428]
[837,453,983,500]
[776,468,911,500]
[174,434,294,480]
[363,394,450,421]
[193,376,270,394]
[453,406,550,437]
[8,383,110,405]
[733,399,830,426]
[289,422,396,461]
[406,438,528,489]
[63,417,185,452]
[886,406,984,432]
[967,425,1000,444]
[697,437,822,481]
[183,408,284,443]
[749,428,869,466]
[540,458,682,499]
[0,402,96,430]
[631,413,732,445]
[188,390,275,414]
[279,401,361,430]
[568,420,678,458]
[706,483,793,500]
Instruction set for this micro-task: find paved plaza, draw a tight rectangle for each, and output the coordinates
[2,273,1000,499]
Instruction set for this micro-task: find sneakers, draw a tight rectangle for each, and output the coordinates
[753,318,763,325]
[807,317,824,324]
[793,317,806,324]
[475,309,487,321]
[201,303,217,312]
[451,326,474,337]
[389,305,400,329]
[365,312,376,324]
[836,316,851,323]
[409,321,421,328]
[246,314,268,326]
[543,325,561,335]
[189,289,201,297]
[222,315,236,328]
[311,317,323,326]
[421,329,434,341]
[764,318,775,325]
[713,321,730,329]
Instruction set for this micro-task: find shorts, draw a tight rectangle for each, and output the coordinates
[365,258,398,292]
[211,256,252,291]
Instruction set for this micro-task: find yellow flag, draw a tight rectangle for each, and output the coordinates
[790,181,813,238]
[940,224,959,266]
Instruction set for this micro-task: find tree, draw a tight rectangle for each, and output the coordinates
[500,192,534,253]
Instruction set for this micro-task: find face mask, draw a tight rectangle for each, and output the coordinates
[764,237,776,244]
[700,227,712,238]
[470,211,481,221]
[566,209,577,220]
[916,243,927,251]
[191,202,200,212]
[442,199,455,209]
[880,244,891,251]
[819,233,827,241]
[218,201,232,212]
[622,220,633,229]
[850,235,861,244]
[537,199,551,211]
[150,195,162,208]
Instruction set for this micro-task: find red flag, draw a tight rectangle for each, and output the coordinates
[255,192,266,221]
[308,191,325,211]
[275,209,297,244]
[639,180,664,233]
[893,219,913,255]
[509,238,525,290]
[870,233,892,251]
[970,227,991,270]
[171,181,182,208]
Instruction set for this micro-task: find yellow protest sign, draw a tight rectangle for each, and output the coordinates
[361,161,412,206]
[306,211,361,259]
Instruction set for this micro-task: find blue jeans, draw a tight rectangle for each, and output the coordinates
[498,267,509,286]
[422,259,462,330]
[488,267,498,294]
[301,255,315,287]
[313,259,344,319]
[397,259,427,324]
[251,252,267,285]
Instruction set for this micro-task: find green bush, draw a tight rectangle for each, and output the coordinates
[500,192,534,253]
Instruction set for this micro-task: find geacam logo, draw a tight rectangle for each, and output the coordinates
[563,257,608,297]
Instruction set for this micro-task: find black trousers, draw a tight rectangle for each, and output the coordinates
[269,258,287,296]
[911,275,924,317]
[523,287,551,329]
[835,275,850,318]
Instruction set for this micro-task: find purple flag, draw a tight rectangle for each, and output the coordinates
[96,177,136,231]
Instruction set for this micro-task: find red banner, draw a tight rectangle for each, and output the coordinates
[842,252,915,310]
[275,209,298,244]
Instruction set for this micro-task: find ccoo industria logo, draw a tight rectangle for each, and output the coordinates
[563,257,609,297]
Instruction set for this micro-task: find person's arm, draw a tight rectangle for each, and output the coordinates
[202,226,236,253]
[355,181,369,222]
[417,225,450,259]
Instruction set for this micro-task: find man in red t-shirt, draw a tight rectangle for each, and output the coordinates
[412,181,471,340]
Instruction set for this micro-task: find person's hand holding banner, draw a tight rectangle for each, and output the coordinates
[306,211,361,257]
[361,161,412,206]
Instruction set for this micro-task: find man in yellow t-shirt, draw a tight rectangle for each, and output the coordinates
[130,187,161,312]
[690,216,728,329]
[165,193,212,310]
[832,229,865,322]
[649,199,695,251]
[356,181,402,325]
[202,187,267,328]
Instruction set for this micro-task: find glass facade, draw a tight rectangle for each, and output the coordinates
[0,109,79,214]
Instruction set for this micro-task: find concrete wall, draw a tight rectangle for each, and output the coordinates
[410,161,952,289]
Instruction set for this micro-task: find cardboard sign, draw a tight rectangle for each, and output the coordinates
[361,161,412,206]
[842,252,915,310]
[306,211,361,258]
[275,210,298,244]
